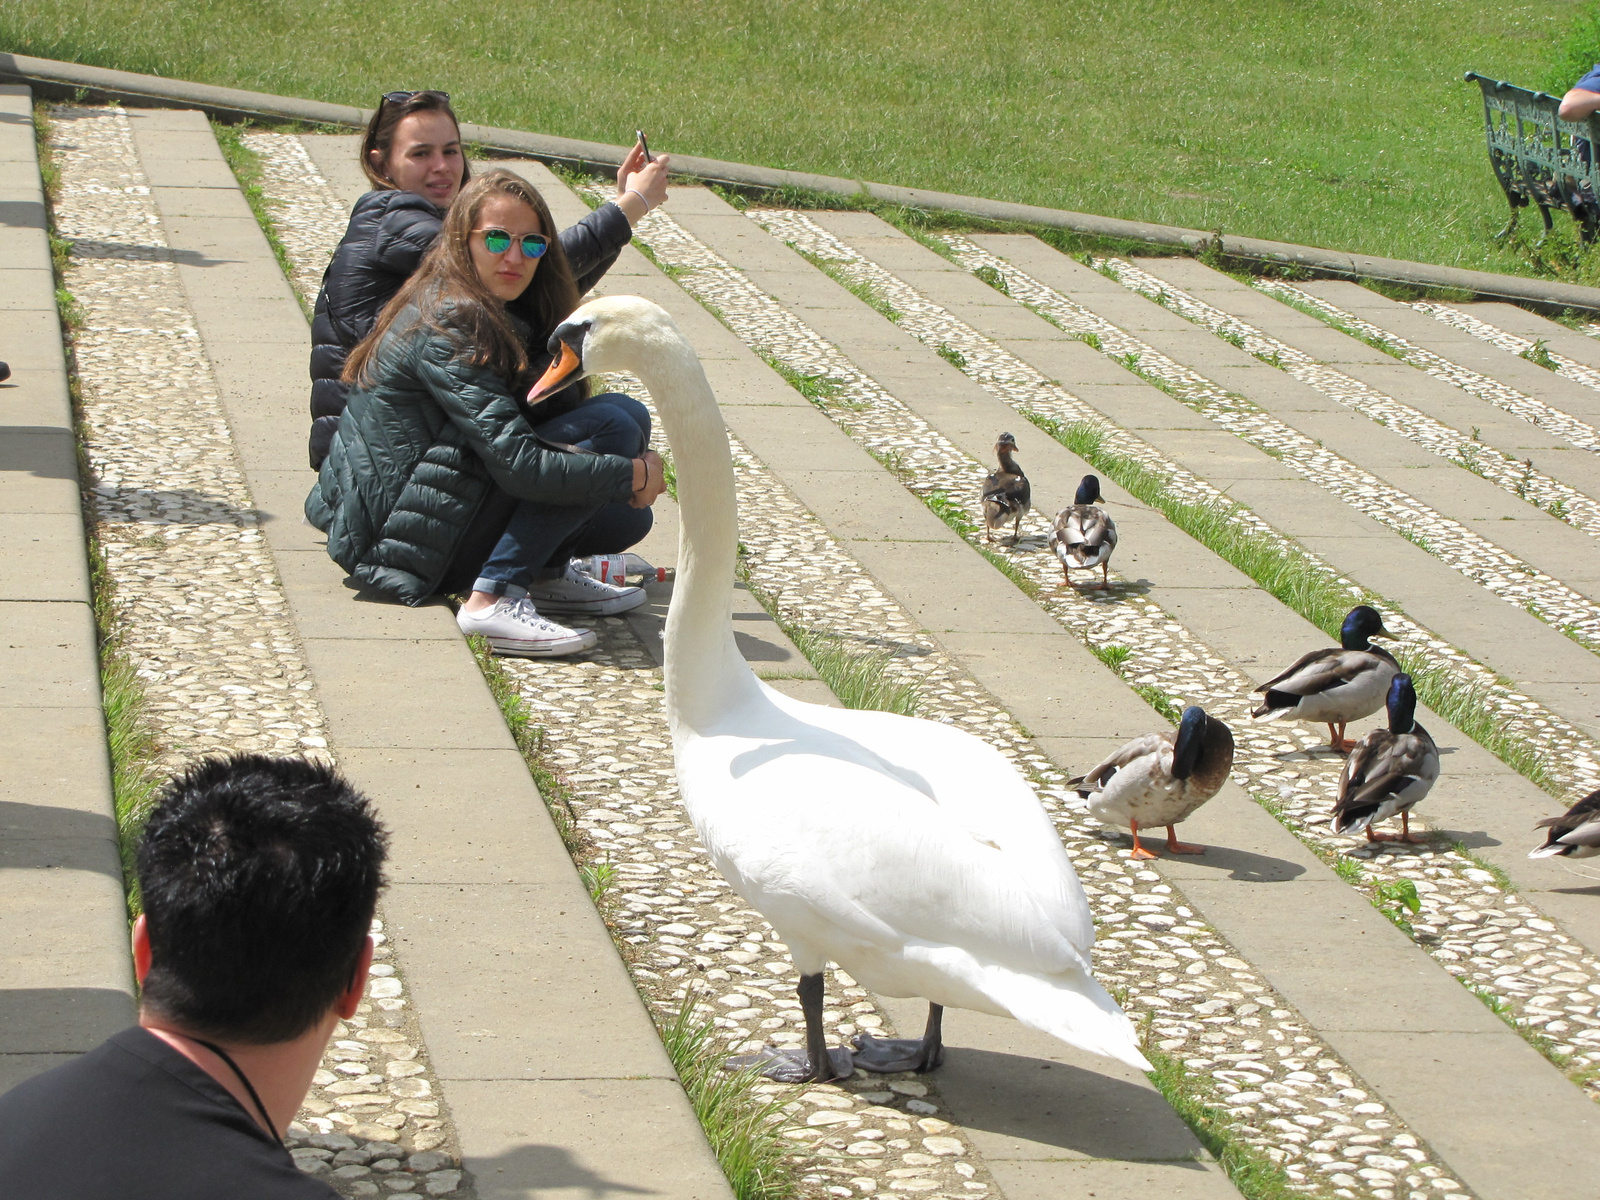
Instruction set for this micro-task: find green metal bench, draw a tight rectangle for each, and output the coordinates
[1465,71,1600,244]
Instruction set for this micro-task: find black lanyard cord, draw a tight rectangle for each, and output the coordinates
[179,1034,284,1148]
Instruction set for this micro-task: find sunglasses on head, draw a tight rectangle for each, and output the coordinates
[474,228,549,258]
[381,90,451,105]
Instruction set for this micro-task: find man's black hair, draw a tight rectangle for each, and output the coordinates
[137,754,388,1044]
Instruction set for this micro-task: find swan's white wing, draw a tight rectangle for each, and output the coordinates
[678,701,1094,977]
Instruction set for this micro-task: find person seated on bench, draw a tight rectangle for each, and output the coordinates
[308,90,669,469]
[306,169,668,658]
[1560,65,1600,170]
[0,754,388,1199]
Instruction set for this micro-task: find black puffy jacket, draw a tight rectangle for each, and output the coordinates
[304,303,635,604]
[307,190,633,467]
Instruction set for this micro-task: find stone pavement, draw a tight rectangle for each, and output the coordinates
[0,84,133,1096]
[17,91,1600,1200]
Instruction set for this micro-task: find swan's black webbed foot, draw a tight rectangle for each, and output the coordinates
[849,1035,941,1073]
[725,1044,854,1083]
[851,1003,944,1073]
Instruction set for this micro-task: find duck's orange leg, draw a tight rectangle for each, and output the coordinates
[1368,811,1424,843]
[1129,819,1159,860]
[1165,826,1205,854]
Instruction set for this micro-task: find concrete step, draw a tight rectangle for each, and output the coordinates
[0,84,134,1094]
[1124,259,1600,576]
[1297,278,1600,431]
[1453,301,1600,372]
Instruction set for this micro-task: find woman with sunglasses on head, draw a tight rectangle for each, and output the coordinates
[307,90,668,468]
[306,169,669,657]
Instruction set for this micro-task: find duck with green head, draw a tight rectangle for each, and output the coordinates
[1331,673,1438,844]
[1252,605,1399,753]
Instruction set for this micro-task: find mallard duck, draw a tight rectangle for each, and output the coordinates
[1530,789,1600,859]
[1330,673,1438,843]
[1068,706,1234,859]
[527,295,1149,1085]
[1252,605,1399,752]
[981,433,1030,544]
[1051,475,1118,589]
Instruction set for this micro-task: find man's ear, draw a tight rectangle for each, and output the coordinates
[335,936,376,1020]
[131,913,152,987]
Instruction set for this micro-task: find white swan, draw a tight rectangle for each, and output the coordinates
[529,296,1149,1083]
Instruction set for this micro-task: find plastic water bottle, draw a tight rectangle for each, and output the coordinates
[574,553,668,585]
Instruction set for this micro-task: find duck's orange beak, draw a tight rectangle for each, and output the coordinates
[528,340,582,405]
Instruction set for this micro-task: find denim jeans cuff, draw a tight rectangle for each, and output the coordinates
[471,578,528,600]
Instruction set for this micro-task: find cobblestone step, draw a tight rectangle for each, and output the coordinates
[0,84,135,1096]
[1445,302,1600,374]
[1116,262,1600,587]
[625,189,1599,1200]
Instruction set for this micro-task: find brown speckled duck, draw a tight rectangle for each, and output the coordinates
[981,433,1031,544]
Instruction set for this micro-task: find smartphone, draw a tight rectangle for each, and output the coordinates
[636,130,654,163]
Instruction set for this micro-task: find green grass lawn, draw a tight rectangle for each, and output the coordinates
[8,0,1600,278]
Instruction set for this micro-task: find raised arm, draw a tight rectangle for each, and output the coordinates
[556,139,673,293]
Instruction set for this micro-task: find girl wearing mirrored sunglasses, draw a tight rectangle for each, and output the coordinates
[308,170,668,659]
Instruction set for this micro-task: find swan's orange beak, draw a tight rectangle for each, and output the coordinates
[528,341,582,405]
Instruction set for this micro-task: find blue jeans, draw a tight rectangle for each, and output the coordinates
[453,393,654,597]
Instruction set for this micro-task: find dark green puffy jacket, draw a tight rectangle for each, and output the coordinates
[304,305,635,604]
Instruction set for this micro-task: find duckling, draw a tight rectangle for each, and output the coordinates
[1529,788,1600,859]
[1051,474,1118,589]
[982,433,1030,544]
[1069,706,1234,859]
[1252,605,1399,752]
[1331,673,1438,843]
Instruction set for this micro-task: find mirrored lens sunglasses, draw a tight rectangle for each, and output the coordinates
[476,228,549,258]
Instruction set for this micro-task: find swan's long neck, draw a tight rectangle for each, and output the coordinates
[632,336,762,733]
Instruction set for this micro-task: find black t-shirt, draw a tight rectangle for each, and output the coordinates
[0,1026,335,1199]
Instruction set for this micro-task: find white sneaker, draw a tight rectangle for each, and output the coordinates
[523,563,647,616]
[457,597,598,658]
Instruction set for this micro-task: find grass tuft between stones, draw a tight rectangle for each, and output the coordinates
[1141,1047,1312,1200]
[655,993,797,1200]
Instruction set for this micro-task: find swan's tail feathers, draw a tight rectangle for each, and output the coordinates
[992,965,1151,1072]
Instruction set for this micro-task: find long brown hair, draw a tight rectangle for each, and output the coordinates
[361,90,472,192]
[343,169,582,387]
